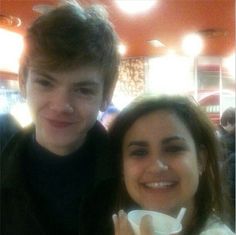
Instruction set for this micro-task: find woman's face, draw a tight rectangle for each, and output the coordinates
[122,110,203,216]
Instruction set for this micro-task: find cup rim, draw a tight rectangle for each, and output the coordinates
[128,210,182,234]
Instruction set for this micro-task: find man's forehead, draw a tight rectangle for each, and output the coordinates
[29,64,102,73]
[29,66,104,84]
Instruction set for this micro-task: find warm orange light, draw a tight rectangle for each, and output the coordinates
[182,33,203,56]
[0,28,23,73]
[118,44,127,55]
[10,102,32,127]
[223,53,235,78]
[115,0,157,14]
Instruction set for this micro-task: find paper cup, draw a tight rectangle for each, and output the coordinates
[128,210,182,235]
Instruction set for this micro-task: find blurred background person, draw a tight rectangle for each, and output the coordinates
[217,107,235,229]
[217,107,235,156]
[100,103,119,130]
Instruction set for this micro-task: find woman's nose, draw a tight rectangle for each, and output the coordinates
[147,158,169,172]
[156,159,168,170]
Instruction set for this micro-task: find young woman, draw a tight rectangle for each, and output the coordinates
[109,95,234,235]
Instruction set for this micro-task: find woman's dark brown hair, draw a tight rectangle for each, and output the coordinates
[109,95,231,235]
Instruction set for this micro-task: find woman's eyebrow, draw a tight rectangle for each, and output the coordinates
[162,136,186,145]
[127,141,148,148]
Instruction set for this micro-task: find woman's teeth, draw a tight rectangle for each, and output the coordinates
[145,182,174,188]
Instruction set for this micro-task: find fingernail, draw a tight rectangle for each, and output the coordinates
[118,209,125,216]
[118,209,127,219]
[112,214,117,223]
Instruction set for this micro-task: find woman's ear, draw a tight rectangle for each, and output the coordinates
[198,146,207,176]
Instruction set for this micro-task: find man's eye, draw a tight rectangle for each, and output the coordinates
[36,79,52,87]
[75,87,95,95]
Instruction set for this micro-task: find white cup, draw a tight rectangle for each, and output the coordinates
[128,210,182,235]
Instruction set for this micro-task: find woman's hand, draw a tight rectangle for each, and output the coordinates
[112,210,155,235]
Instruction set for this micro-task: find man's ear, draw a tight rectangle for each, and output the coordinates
[198,146,207,176]
[18,70,27,98]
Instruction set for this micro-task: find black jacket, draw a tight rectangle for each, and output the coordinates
[1,122,118,235]
[0,113,21,153]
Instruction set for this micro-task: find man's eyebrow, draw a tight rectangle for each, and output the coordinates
[127,141,148,148]
[162,136,186,145]
[73,80,101,87]
[31,70,55,81]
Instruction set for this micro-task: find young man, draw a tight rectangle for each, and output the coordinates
[1,3,119,235]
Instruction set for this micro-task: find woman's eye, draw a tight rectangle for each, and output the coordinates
[80,88,93,95]
[129,149,148,158]
[165,145,185,153]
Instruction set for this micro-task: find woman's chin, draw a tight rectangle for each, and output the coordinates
[142,204,180,217]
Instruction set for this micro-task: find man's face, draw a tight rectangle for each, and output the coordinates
[20,66,105,156]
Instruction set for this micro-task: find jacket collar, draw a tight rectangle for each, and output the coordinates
[1,122,116,191]
[1,125,33,191]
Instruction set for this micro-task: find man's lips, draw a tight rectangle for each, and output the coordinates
[45,118,75,128]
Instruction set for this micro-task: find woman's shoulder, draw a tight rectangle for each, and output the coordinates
[200,215,235,235]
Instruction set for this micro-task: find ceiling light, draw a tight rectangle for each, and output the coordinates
[0,28,23,73]
[115,0,157,14]
[148,40,165,48]
[118,44,127,55]
[10,102,32,127]
[182,33,203,56]
[0,14,22,27]
[32,4,55,14]
[223,53,235,78]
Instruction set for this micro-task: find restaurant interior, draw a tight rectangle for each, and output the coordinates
[0,0,235,127]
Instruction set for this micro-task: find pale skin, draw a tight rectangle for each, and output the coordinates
[19,66,106,156]
[113,110,205,235]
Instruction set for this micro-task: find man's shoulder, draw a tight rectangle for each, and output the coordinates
[90,121,108,139]
[0,126,34,192]
[86,121,109,149]
[84,122,118,185]
[1,125,34,158]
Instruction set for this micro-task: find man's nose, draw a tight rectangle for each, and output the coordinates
[49,90,74,113]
